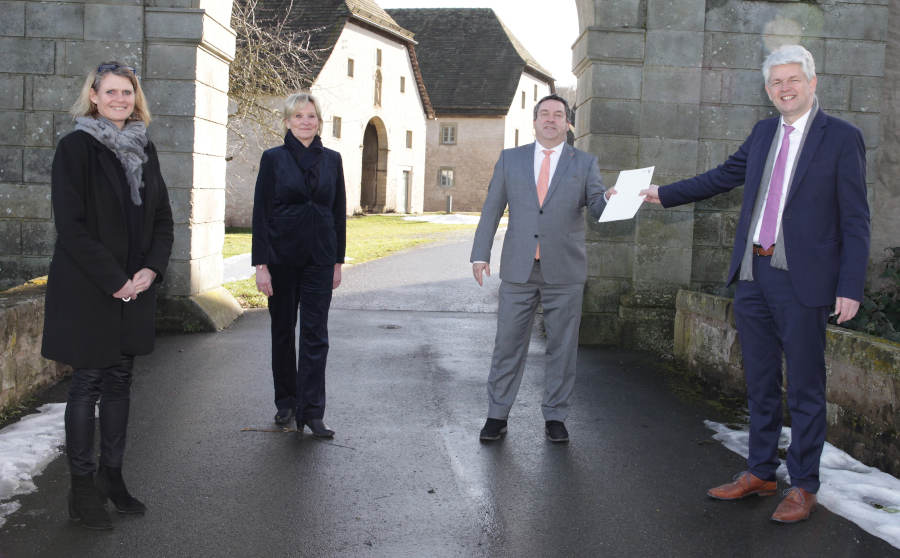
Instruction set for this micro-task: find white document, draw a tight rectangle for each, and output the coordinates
[598,166,654,223]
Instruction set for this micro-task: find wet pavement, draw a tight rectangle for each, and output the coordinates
[0,231,896,557]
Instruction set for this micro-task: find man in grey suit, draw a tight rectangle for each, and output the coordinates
[471,94,611,443]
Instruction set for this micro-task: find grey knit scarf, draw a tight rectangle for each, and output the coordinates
[75,116,149,205]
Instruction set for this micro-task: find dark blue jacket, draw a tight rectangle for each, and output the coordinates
[252,136,347,267]
[659,109,870,307]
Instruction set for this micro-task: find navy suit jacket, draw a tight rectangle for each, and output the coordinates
[251,141,347,267]
[659,109,870,307]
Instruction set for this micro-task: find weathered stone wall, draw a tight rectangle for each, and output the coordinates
[675,289,900,476]
[0,280,69,411]
[573,0,890,351]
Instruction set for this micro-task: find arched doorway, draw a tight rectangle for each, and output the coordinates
[360,117,388,212]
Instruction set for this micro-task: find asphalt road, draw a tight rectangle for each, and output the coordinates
[0,231,895,557]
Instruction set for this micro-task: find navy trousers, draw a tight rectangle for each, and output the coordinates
[268,262,333,421]
[734,254,830,493]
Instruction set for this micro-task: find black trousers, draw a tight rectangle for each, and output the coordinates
[268,262,333,420]
[65,355,134,476]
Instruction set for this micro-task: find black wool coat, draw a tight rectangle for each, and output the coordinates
[42,130,174,369]
[251,137,347,267]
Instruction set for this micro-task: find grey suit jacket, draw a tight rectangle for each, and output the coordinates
[470,142,607,284]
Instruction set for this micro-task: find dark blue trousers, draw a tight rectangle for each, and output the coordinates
[734,254,830,493]
[268,263,333,421]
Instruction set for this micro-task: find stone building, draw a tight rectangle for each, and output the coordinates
[225,0,433,226]
[386,8,555,212]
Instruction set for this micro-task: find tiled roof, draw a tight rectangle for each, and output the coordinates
[386,8,554,116]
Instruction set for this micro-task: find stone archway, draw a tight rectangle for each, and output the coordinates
[360,117,389,212]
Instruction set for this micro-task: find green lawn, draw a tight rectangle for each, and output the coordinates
[224,214,477,308]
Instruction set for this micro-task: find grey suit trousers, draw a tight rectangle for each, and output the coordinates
[487,260,584,422]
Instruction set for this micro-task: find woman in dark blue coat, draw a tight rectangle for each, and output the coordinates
[252,92,346,437]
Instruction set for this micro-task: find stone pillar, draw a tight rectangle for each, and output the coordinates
[143,1,242,331]
[874,0,900,281]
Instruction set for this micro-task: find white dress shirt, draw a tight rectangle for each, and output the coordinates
[534,141,565,188]
[752,108,813,244]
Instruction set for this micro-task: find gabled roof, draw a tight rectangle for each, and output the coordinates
[386,8,555,116]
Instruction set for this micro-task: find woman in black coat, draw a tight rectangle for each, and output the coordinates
[252,92,346,437]
[41,62,174,530]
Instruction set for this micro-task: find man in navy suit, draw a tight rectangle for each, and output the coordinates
[641,45,870,523]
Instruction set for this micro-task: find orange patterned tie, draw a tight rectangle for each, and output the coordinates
[535,149,552,259]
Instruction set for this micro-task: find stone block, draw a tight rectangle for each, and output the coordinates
[705,1,825,36]
[196,47,231,93]
[831,111,880,149]
[84,5,143,42]
[166,187,190,225]
[25,2,83,39]
[695,186,745,212]
[0,221,20,253]
[582,277,629,314]
[691,246,731,283]
[642,67,701,103]
[588,214,634,243]
[822,3,888,41]
[588,63,643,101]
[719,69,768,106]
[0,1,25,36]
[31,76,83,112]
[634,216,693,285]
[24,112,53,147]
[701,71,722,104]
[190,221,225,260]
[194,119,227,158]
[0,37,55,74]
[23,148,53,183]
[582,98,640,136]
[21,221,55,256]
[824,40,885,77]
[577,29,644,63]
[647,0,705,31]
[697,140,744,174]
[0,111,24,145]
[700,105,758,141]
[148,115,195,153]
[0,76,24,110]
[146,43,200,83]
[704,32,763,70]
[145,9,235,61]
[639,138,698,176]
[722,212,739,245]
[154,287,242,334]
[816,76,850,112]
[53,112,76,144]
[645,30,703,67]
[579,312,620,346]
[639,102,699,140]
[586,241,632,279]
[170,223,191,260]
[850,77,882,113]
[580,0,643,29]
[693,211,721,246]
[0,148,23,182]
[0,183,51,218]
[63,41,142,77]
[143,80,197,117]
[588,135,638,171]
[191,188,226,224]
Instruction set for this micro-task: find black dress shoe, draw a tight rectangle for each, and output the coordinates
[274,408,295,426]
[545,420,569,443]
[303,418,335,438]
[479,418,507,441]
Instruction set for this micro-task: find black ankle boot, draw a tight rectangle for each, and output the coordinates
[95,465,147,515]
[69,473,112,530]
[303,418,335,438]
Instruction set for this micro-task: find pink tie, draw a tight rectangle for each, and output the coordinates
[535,149,552,259]
[758,124,794,250]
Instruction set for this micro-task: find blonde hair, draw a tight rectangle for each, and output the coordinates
[70,62,151,125]
[282,92,322,134]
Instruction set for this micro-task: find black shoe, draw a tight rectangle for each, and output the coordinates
[69,473,113,530]
[479,418,507,441]
[274,408,295,426]
[545,421,569,443]
[95,465,147,515]
[302,418,335,438]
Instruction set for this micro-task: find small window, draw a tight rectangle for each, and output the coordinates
[400,76,406,93]
[440,124,456,145]
[534,84,538,100]
[406,130,412,148]
[333,116,342,138]
[439,167,454,188]
[374,69,382,107]
[514,129,519,146]
[521,91,526,109]
[347,58,354,77]
[376,48,382,67]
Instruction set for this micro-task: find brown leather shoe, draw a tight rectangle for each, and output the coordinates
[707,471,777,500]
[771,487,816,523]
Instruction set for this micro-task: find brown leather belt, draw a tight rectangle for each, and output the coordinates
[753,244,775,256]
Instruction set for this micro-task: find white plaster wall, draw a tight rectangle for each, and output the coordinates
[225,21,427,225]
[504,72,552,148]
[312,22,427,214]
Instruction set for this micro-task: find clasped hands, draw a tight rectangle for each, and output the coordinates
[113,268,157,301]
